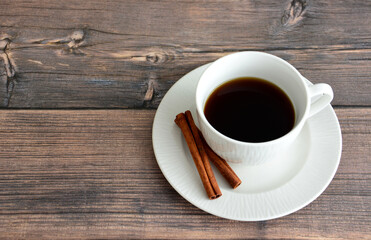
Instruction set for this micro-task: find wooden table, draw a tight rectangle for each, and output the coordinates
[0,0,370,239]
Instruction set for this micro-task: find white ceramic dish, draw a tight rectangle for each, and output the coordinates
[152,63,342,221]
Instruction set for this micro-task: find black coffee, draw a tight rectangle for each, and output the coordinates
[204,77,295,143]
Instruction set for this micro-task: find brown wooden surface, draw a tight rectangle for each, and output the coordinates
[0,0,370,108]
[0,0,370,239]
[0,109,369,239]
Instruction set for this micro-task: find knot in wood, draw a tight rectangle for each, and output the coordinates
[281,0,307,26]
[145,48,176,64]
[0,38,10,51]
[70,30,84,43]
[68,30,85,49]
[146,52,166,64]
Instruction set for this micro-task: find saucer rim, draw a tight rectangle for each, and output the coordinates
[152,63,342,221]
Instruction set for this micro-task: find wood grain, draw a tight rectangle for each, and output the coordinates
[0,0,370,108]
[0,109,369,239]
[0,0,370,239]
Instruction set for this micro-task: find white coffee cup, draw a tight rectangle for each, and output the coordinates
[195,51,333,165]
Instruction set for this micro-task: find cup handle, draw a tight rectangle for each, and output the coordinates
[304,78,334,118]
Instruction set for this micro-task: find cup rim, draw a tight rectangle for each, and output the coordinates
[195,51,310,146]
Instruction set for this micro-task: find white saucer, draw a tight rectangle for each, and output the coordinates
[152,64,342,221]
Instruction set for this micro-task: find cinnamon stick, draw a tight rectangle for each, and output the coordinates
[199,129,242,189]
[184,110,222,198]
[174,113,220,199]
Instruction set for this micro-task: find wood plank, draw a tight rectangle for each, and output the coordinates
[0,0,370,108]
[0,108,369,239]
